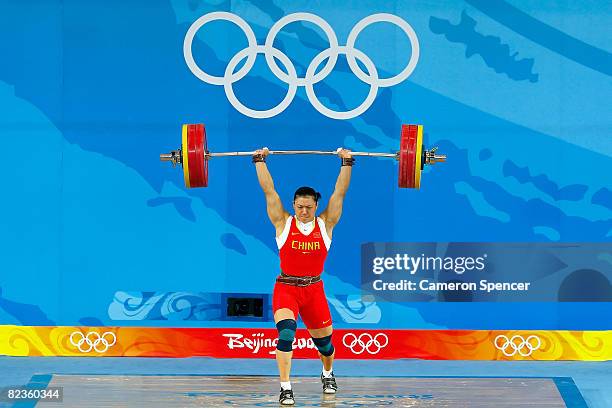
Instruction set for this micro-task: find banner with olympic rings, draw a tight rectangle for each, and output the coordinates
[0,326,610,360]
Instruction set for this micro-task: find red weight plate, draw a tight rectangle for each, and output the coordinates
[198,124,208,187]
[398,127,408,187]
[194,124,207,188]
[187,124,202,187]
[186,124,197,187]
[193,124,204,187]
[186,124,195,187]
[399,125,418,188]
[406,126,418,188]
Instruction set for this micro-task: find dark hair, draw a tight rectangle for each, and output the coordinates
[293,186,321,203]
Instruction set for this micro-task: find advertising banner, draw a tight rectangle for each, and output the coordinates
[1,326,610,361]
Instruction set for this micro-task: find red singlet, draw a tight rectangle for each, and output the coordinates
[273,216,333,329]
[279,217,328,277]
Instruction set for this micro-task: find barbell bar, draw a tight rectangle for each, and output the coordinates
[160,124,446,189]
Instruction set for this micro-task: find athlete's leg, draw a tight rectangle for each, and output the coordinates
[308,325,334,371]
[273,279,299,405]
[301,282,337,394]
[309,324,337,393]
[273,281,299,386]
[274,308,296,382]
[301,282,335,369]
[275,308,297,405]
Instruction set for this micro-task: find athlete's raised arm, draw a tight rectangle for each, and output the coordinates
[320,148,353,238]
[253,148,290,235]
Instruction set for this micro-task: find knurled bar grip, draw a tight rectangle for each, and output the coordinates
[208,150,397,158]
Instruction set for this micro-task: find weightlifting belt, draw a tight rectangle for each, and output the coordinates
[276,272,321,287]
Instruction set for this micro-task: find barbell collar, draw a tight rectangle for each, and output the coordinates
[159,150,182,167]
[432,154,447,163]
[424,147,447,165]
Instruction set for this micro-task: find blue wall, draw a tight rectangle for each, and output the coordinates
[0,0,610,329]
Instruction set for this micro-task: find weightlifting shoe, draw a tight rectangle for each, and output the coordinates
[279,388,295,405]
[321,372,338,394]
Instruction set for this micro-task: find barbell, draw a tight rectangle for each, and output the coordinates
[160,124,446,189]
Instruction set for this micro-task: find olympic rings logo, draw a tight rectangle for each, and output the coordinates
[494,335,541,357]
[69,331,117,353]
[184,12,420,120]
[342,332,389,354]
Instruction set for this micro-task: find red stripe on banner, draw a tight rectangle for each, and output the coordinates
[1,326,610,360]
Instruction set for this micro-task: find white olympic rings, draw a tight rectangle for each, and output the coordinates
[342,332,389,354]
[183,12,420,120]
[69,331,117,353]
[494,334,541,357]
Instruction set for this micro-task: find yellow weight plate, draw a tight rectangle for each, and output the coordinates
[414,125,423,189]
[181,124,191,188]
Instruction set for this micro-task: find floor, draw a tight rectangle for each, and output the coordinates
[0,357,609,407]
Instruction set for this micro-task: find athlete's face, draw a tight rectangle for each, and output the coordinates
[293,196,317,223]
